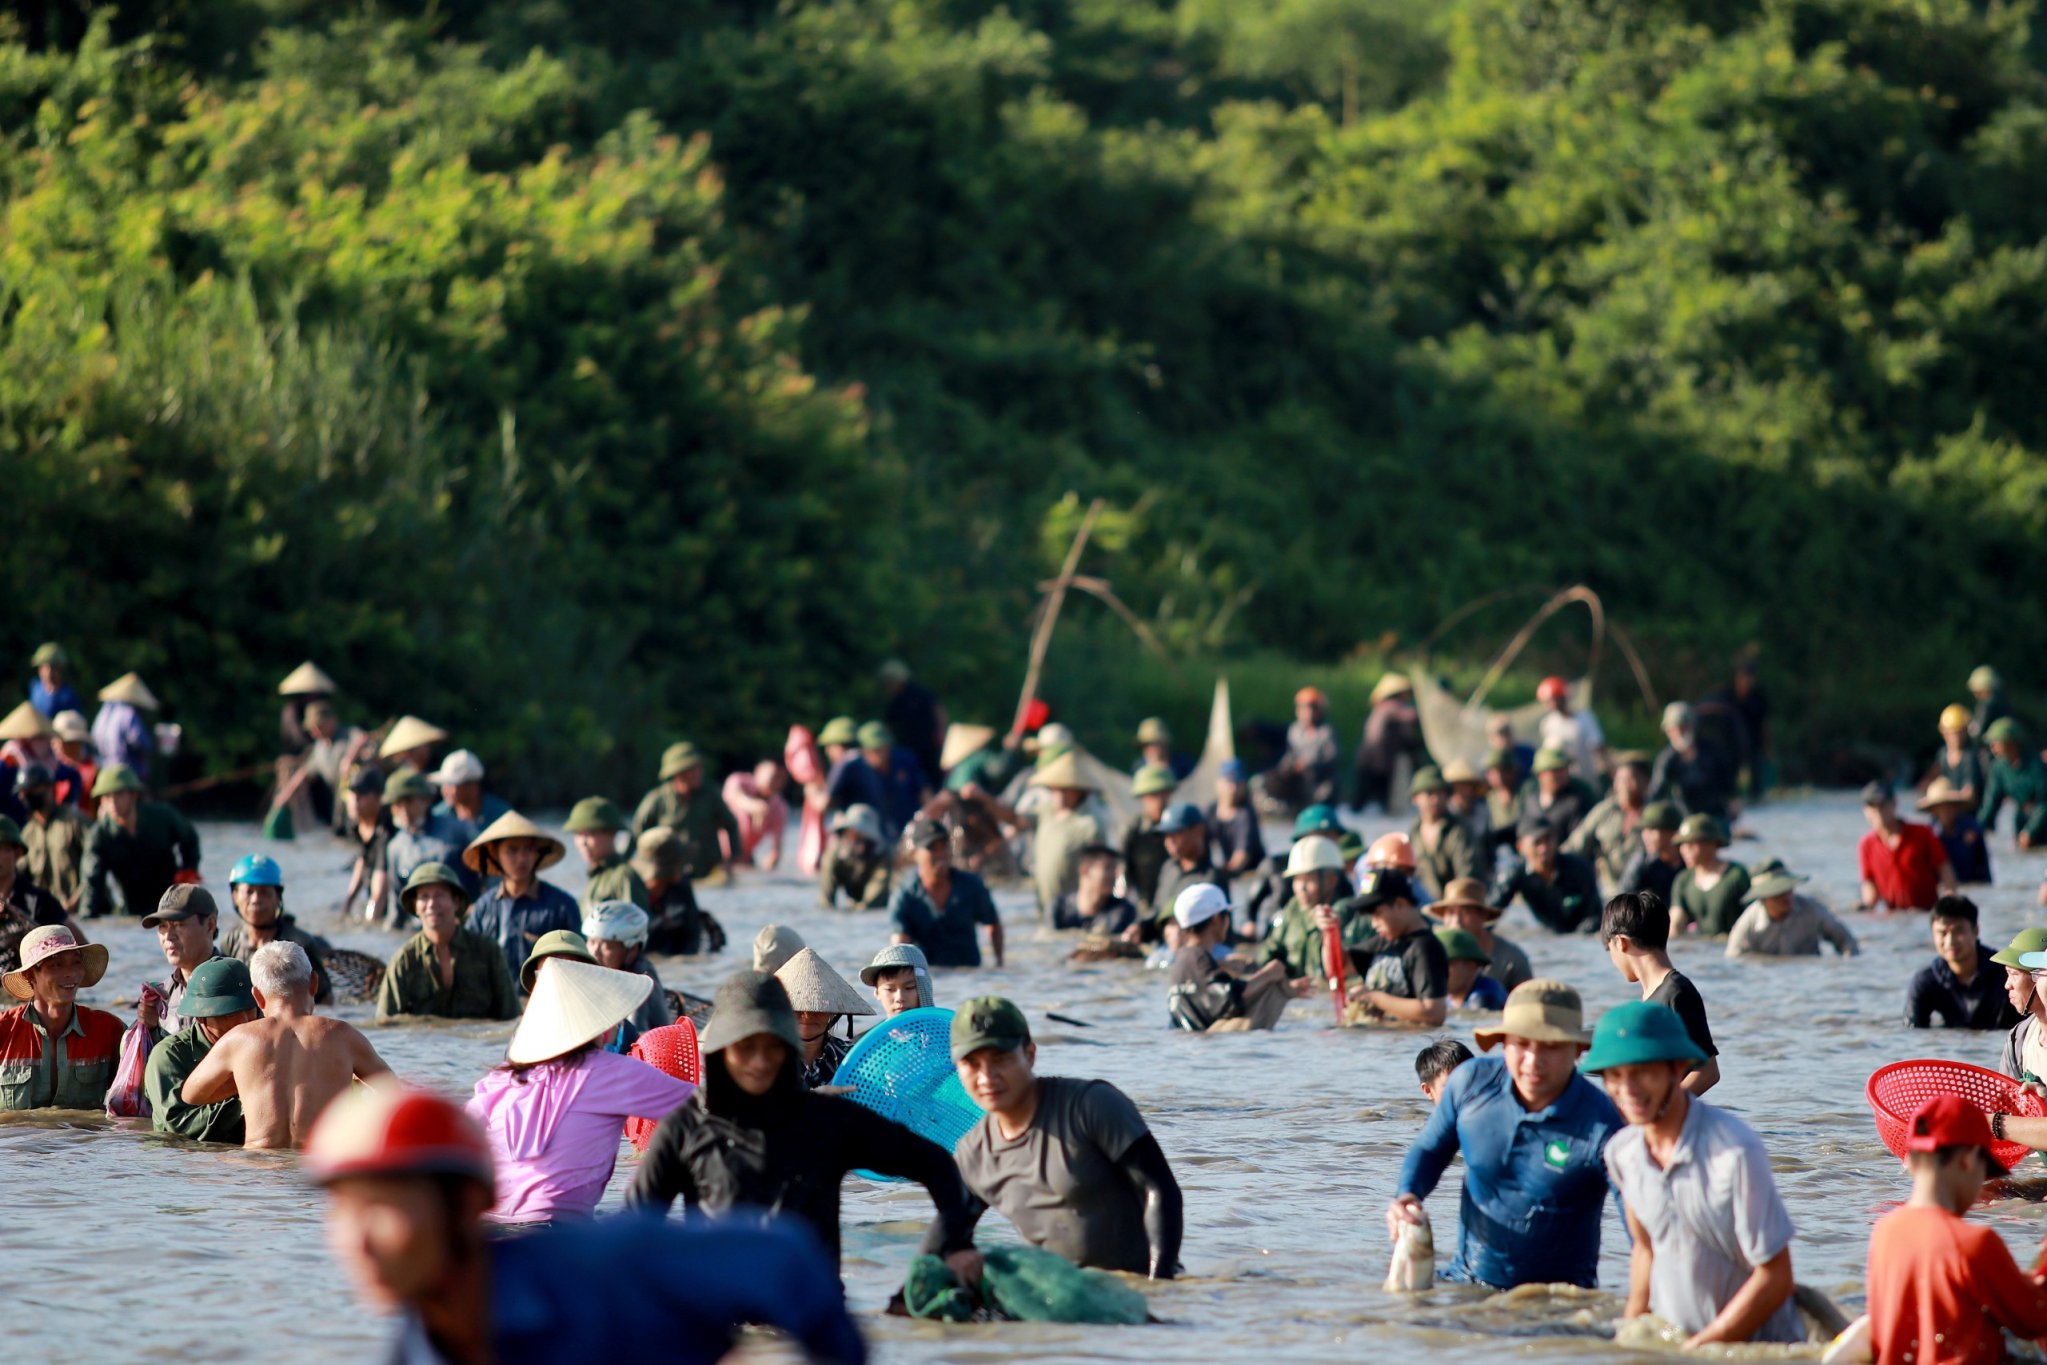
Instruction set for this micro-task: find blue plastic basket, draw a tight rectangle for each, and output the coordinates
[835,1006,984,1181]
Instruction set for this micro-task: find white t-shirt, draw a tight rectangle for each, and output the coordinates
[1539,709,1605,782]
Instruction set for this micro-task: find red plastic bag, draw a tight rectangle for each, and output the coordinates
[104,982,165,1118]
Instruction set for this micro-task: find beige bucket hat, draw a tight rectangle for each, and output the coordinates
[463,811,567,873]
[3,925,109,1000]
[51,710,89,742]
[97,672,159,710]
[0,701,54,742]
[940,723,998,771]
[1472,978,1595,1050]
[378,715,449,760]
[505,958,654,1065]
[774,947,876,1018]
[752,923,807,975]
[1428,876,1503,923]
[277,661,338,696]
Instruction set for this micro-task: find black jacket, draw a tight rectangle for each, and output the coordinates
[624,1050,975,1268]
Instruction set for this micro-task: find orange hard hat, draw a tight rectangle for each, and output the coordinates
[1294,686,1327,707]
[1537,676,1569,703]
[1365,831,1417,871]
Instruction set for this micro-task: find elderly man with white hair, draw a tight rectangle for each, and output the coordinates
[583,901,675,1046]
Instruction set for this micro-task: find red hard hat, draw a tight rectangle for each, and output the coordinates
[1537,676,1569,703]
[1366,832,1417,871]
[304,1083,495,1192]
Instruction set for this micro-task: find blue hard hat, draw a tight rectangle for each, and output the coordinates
[229,853,284,888]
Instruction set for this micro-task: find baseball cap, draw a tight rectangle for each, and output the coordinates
[951,996,1031,1062]
[1349,867,1415,914]
[1907,1094,2007,1177]
[144,883,219,928]
[1172,882,1232,930]
[904,814,949,849]
[1860,779,1896,807]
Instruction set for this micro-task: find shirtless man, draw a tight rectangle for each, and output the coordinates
[181,941,391,1149]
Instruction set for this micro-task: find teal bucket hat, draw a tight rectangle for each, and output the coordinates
[1580,1000,1707,1074]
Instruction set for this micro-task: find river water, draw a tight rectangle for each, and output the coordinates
[14,792,2047,1363]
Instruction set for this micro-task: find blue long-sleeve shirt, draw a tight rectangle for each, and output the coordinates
[466,878,582,990]
[390,1216,866,1364]
[1395,1054,1623,1289]
[27,678,80,720]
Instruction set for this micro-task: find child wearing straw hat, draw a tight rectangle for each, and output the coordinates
[467,958,697,1225]
[463,812,582,992]
[774,947,875,1089]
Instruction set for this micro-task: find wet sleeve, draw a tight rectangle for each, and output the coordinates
[1905,967,1937,1028]
[973,879,1000,927]
[1670,978,1717,1056]
[174,810,201,875]
[887,883,919,937]
[1980,767,2006,829]
[1967,1225,2047,1339]
[1397,1071,1464,1199]
[860,860,893,910]
[817,847,839,908]
[80,825,112,919]
[841,1104,978,1255]
[1820,905,1859,954]
[623,1110,697,1216]
[1115,1132,1184,1277]
[374,953,406,1018]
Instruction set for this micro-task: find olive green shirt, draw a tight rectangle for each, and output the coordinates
[1672,863,1751,937]
[581,853,650,911]
[1981,755,2047,844]
[1033,806,1105,914]
[1563,794,1643,895]
[630,785,742,880]
[81,802,202,918]
[819,842,892,910]
[1408,817,1480,899]
[144,1023,245,1143]
[22,804,89,910]
[1257,900,1374,979]
[375,927,520,1020]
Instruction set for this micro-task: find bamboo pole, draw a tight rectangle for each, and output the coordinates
[1011,498,1103,740]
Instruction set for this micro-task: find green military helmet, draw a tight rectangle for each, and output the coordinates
[856,721,894,752]
[520,929,596,993]
[91,764,145,798]
[385,766,434,803]
[30,642,70,669]
[563,796,630,833]
[1640,801,1682,832]
[1993,926,2047,968]
[817,716,858,748]
[1971,665,2004,694]
[1134,716,1172,746]
[1986,717,2027,747]
[1434,926,1490,965]
[1131,763,1178,798]
[399,861,473,915]
[1531,748,1570,775]
[1408,765,1447,797]
[658,742,703,781]
[1675,813,1730,846]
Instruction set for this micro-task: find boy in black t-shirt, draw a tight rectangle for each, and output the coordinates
[1340,869,1449,1027]
[1600,890,1722,1095]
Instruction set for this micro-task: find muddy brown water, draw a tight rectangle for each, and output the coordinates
[14,793,2047,1362]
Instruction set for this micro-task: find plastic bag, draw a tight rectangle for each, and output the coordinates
[104,983,165,1118]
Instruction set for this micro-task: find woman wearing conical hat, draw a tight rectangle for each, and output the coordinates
[91,671,159,784]
[467,958,697,1226]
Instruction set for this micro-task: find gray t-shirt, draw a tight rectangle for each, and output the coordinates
[954,1076,1153,1273]
[1603,1098,1801,1342]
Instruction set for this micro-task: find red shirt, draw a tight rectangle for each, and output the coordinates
[1861,820,1949,910]
[1868,1204,2047,1365]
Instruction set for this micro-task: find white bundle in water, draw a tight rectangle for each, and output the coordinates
[1383,1210,1435,1293]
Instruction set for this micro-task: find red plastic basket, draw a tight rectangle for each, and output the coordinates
[1866,1059,2043,1171]
[625,1019,702,1153]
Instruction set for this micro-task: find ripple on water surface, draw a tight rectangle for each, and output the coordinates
[19,793,2047,1361]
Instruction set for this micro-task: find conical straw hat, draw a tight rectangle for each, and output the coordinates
[774,947,875,1017]
[940,723,997,772]
[506,958,653,1065]
[379,715,448,759]
[1029,750,1097,792]
[463,811,567,873]
[277,661,338,696]
[0,702,53,742]
[98,672,159,710]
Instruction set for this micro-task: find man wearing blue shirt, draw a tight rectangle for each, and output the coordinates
[1387,977,1623,1289]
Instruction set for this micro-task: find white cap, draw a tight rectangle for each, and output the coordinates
[428,749,486,785]
[1172,882,1232,930]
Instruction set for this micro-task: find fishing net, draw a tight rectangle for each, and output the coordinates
[903,1245,1150,1325]
[1411,672,1590,770]
[1866,1059,2045,1171]
[324,948,387,1004]
[625,1020,702,1151]
[836,1007,982,1181]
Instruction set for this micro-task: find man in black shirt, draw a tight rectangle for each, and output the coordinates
[1342,869,1448,1027]
[1618,802,1684,902]
[1907,894,2019,1031]
[880,659,947,790]
[1051,845,1139,938]
[1496,813,1602,934]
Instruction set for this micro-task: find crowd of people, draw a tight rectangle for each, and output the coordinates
[6,645,2047,1365]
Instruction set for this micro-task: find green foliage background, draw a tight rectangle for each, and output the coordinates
[3,0,2043,798]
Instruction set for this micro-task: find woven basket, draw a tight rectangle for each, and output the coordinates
[1866,1058,2042,1170]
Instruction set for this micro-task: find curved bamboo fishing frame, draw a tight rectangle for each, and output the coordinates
[1424,584,1659,716]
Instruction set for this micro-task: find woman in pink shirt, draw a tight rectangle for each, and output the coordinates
[467,958,695,1226]
[722,761,789,871]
